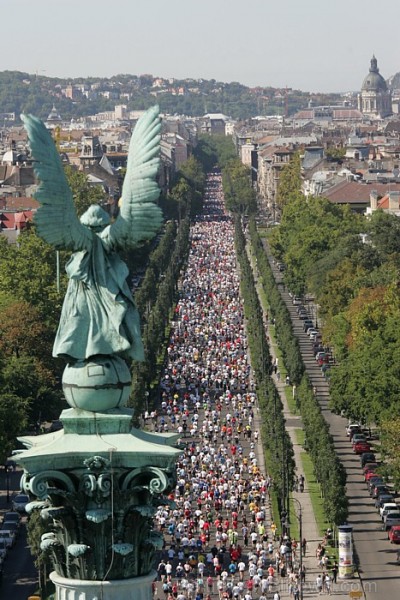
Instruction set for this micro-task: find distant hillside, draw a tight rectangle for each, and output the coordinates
[0,70,343,122]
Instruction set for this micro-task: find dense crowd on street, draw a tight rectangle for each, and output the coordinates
[145,171,317,600]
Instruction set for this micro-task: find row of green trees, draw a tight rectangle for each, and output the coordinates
[249,219,348,526]
[270,152,400,493]
[234,218,295,518]
[222,160,257,216]
[130,150,212,416]
[130,218,191,418]
[249,221,304,385]
[193,134,238,171]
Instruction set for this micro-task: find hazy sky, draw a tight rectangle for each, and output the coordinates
[1,0,399,93]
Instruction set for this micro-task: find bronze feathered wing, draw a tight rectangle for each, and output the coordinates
[106,104,163,249]
[21,114,91,251]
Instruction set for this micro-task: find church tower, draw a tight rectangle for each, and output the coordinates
[358,55,392,118]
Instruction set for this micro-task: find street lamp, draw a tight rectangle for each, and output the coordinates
[292,497,304,600]
[5,465,11,503]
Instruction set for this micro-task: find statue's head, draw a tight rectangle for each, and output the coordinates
[80,205,111,232]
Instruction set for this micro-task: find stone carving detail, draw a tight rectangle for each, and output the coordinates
[24,456,175,580]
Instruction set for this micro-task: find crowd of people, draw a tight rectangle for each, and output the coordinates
[147,172,309,600]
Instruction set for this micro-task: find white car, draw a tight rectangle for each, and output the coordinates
[307,327,318,336]
[346,423,361,437]
[0,530,16,549]
[380,503,399,520]
[383,511,400,530]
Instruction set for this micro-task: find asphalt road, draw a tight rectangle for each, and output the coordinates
[266,245,400,599]
[0,469,37,600]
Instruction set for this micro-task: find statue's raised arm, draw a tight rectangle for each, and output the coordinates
[22,107,163,366]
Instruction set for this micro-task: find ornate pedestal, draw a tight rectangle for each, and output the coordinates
[50,570,156,600]
[16,408,180,588]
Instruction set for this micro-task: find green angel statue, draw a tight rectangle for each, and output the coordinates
[22,106,163,364]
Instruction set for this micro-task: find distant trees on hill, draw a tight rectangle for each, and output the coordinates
[0,70,344,121]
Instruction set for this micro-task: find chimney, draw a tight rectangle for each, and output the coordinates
[369,190,378,211]
[388,191,400,211]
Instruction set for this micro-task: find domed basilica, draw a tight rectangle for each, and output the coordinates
[357,55,392,118]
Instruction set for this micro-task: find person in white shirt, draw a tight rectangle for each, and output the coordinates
[238,560,246,580]
[325,574,331,595]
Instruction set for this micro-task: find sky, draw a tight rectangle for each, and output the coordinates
[1,0,399,93]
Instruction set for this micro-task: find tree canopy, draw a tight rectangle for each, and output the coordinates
[222,159,257,216]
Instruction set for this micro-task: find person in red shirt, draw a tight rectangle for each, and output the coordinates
[230,547,239,562]
[268,564,275,577]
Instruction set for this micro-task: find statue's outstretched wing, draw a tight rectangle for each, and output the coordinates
[21,114,91,251]
[107,105,163,249]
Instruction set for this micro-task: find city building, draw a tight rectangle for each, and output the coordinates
[357,55,392,119]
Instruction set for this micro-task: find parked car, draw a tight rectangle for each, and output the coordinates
[350,427,363,441]
[346,423,362,437]
[1,512,20,526]
[367,475,384,488]
[375,493,395,510]
[354,441,371,454]
[1,521,19,537]
[307,328,319,338]
[363,462,379,476]
[384,511,400,530]
[303,319,314,332]
[1,515,20,536]
[0,540,7,562]
[12,493,29,513]
[371,484,390,498]
[388,525,400,543]
[365,471,380,484]
[361,452,376,467]
[305,325,316,335]
[380,503,398,520]
[0,530,15,549]
[352,434,367,446]
[318,354,330,366]
[292,297,302,305]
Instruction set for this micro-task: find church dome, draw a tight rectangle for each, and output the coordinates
[47,105,62,122]
[361,55,387,92]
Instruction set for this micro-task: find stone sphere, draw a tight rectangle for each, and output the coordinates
[62,356,132,411]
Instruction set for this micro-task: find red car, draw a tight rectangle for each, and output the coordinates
[353,441,371,454]
[365,471,379,483]
[363,462,378,475]
[388,525,400,543]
